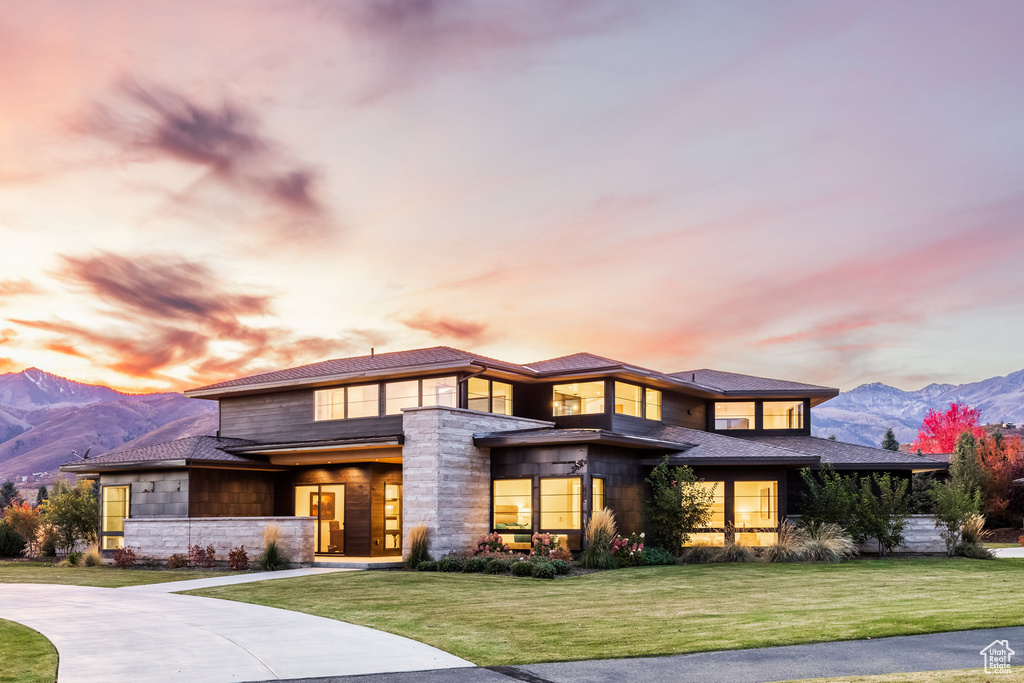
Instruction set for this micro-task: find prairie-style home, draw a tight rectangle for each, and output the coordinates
[63,347,946,562]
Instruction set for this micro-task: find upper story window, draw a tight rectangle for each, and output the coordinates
[468,377,513,416]
[553,382,605,416]
[763,400,804,429]
[314,384,380,421]
[714,401,755,430]
[614,382,662,421]
[384,376,457,415]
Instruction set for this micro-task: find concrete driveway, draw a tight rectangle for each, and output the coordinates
[0,576,472,683]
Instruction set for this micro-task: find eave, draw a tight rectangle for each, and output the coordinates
[474,428,689,451]
[59,459,289,474]
[225,435,404,455]
[639,454,820,467]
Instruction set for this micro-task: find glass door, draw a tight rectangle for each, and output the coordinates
[383,483,402,552]
[295,484,346,555]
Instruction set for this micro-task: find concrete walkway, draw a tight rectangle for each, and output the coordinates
[0,580,472,683]
[117,567,356,593]
[992,546,1024,558]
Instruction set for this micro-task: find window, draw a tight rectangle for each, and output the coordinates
[715,401,755,430]
[764,400,804,429]
[733,481,778,529]
[614,382,642,417]
[592,477,606,512]
[685,532,725,547]
[384,376,458,415]
[540,477,582,530]
[314,385,380,420]
[735,532,778,547]
[645,389,662,421]
[468,377,514,415]
[493,479,532,530]
[422,376,457,408]
[101,485,129,550]
[385,380,419,415]
[553,382,605,416]
[694,481,725,527]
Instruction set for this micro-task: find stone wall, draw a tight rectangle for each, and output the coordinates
[790,514,946,554]
[401,406,553,557]
[124,517,315,565]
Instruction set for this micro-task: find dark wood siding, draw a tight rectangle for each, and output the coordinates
[661,391,705,429]
[219,389,403,442]
[370,464,403,557]
[188,468,275,517]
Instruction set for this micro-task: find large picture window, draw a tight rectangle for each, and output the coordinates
[763,400,804,429]
[553,382,605,416]
[614,382,642,417]
[385,376,458,415]
[714,401,755,430]
[493,479,532,530]
[101,485,129,550]
[645,389,662,421]
[540,477,582,530]
[314,384,380,421]
[468,377,513,415]
[694,481,725,527]
[734,480,778,529]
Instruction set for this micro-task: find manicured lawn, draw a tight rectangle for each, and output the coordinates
[190,558,1024,666]
[986,543,1020,549]
[785,668,1024,682]
[0,561,243,588]
[0,619,57,683]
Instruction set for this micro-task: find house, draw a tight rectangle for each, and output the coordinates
[61,347,946,562]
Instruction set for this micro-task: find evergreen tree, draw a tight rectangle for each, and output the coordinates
[37,485,48,506]
[881,428,900,452]
[0,481,20,510]
[950,431,984,497]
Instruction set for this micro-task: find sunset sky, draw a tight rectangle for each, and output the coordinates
[2,1,1024,394]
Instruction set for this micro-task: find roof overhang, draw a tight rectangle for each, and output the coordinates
[59,459,289,474]
[639,454,819,467]
[224,435,403,455]
[474,429,689,451]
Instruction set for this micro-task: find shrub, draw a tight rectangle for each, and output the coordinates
[550,558,571,575]
[167,553,189,569]
[646,457,714,553]
[228,546,249,571]
[39,527,57,558]
[549,546,573,562]
[956,542,994,560]
[801,522,857,563]
[113,546,137,568]
[960,513,989,546]
[681,542,718,564]
[581,507,617,569]
[406,523,432,568]
[762,523,807,563]
[39,480,98,557]
[511,560,534,577]
[417,560,437,571]
[462,556,489,573]
[530,533,561,558]
[436,553,465,572]
[640,547,676,566]
[861,473,912,556]
[3,502,38,558]
[1018,532,1024,547]
[188,543,217,568]
[930,479,981,557]
[257,524,288,571]
[66,550,83,566]
[713,543,757,563]
[0,521,26,558]
[82,544,104,567]
[485,557,512,574]
[531,560,556,579]
[475,532,510,556]
[611,532,646,567]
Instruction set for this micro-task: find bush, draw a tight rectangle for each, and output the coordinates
[581,508,617,569]
[956,542,994,560]
[681,542,718,564]
[66,550,83,566]
[188,543,217,568]
[257,542,288,571]
[39,528,57,558]
[475,532,510,556]
[761,523,807,563]
[462,556,489,573]
[416,560,437,571]
[167,553,188,569]
[960,513,989,546]
[83,544,104,567]
[611,532,646,567]
[713,543,757,563]
[550,558,571,575]
[549,546,573,562]
[530,533,561,558]
[801,522,858,563]
[640,547,676,566]
[113,546,137,568]
[511,560,534,577]
[485,557,512,574]
[0,522,26,558]
[437,553,466,572]
[3,503,38,558]
[531,560,556,579]
[406,523,432,568]
[646,457,715,553]
[930,479,981,557]
[228,546,249,571]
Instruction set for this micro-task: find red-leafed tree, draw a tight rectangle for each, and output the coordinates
[979,433,1024,524]
[912,402,986,454]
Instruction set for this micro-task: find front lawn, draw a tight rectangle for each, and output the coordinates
[0,561,243,588]
[190,558,1024,666]
[0,619,57,683]
[785,668,1024,682]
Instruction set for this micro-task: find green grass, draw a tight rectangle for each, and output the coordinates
[0,619,57,683]
[986,542,1019,549]
[189,558,1024,666]
[784,668,1024,682]
[0,561,243,588]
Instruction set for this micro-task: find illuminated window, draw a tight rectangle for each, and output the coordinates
[715,402,755,430]
[314,385,380,420]
[733,481,778,529]
[540,477,582,530]
[684,532,725,547]
[735,532,779,547]
[468,377,514,415]
[614,382,642,417]
[101,485,129,550]
[645,389,662,421]
[764,401,804,429]
[384,376,458,415]
[592,477,606,512]
[385,380,419,415]
[422,376,457,408]
[553,382,605,416]
[493,479,532,530]
[694,481,725,527]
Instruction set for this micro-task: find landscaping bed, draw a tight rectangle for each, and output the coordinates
[0,560,245,588]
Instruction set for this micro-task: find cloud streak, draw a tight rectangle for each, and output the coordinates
[402,312,488,342]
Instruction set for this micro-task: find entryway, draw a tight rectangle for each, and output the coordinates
[295,484,346,554]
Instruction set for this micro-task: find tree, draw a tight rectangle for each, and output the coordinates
[912,402,985,454]
[39,480,98,556]
[861,473,912,556]
[880,428,900,452]
[645,457,714,553]
[949,432,984,497]
[799,467,867,544]
[929,480,980,557]
[0,480,21,510]
[4,502,40,558]
[978,433,1024,524]
[36,485,48,506]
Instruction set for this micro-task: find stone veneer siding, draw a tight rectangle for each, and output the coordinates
[124,517,315,565]
[792,514,946,554]
[401,406,554,557]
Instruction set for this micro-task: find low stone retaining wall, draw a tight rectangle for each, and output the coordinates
[790,514,946,554]
[124,517,315,565]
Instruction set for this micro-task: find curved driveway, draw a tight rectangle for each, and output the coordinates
[0,577,472,683]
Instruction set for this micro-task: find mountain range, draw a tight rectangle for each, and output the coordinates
[0,368,216,483]
[812,368,1024,448]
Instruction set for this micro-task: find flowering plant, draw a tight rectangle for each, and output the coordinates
[530,532,561,557]
[611,532,646,567]
[475,532,510,555]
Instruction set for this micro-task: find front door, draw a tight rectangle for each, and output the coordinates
[295,484,346,554]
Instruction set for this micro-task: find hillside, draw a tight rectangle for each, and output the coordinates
[0,369,216,483]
